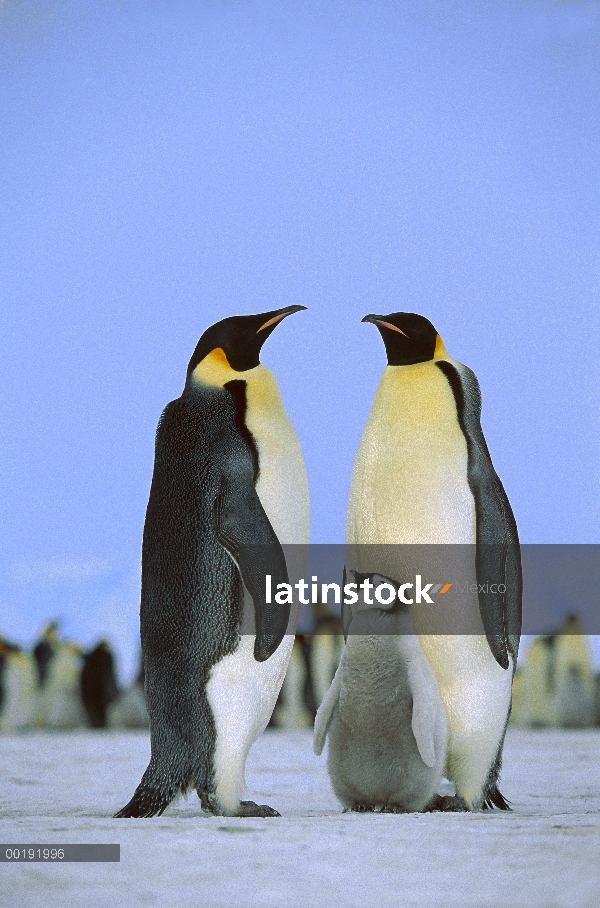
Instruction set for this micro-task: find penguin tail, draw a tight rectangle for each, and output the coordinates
[482,785,512,811]
[114,783,174,818]
[114,768,185,818]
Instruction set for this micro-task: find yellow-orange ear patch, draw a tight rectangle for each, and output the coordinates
[191,347,235,386]
[208,348,231,367]
[434,335,448,359]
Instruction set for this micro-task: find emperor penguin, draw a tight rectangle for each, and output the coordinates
[107,659,149,730]
[314,572,447,812]
[513,617,595,728]
[80,641,119,729]
[0,638,37,733]
[33,621,60,688]
[551,615,595,728]
[115,305,309,818]
[33,624,86,730]
[346,311,521,811]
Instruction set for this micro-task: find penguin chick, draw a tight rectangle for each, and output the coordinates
[314,572,447,813]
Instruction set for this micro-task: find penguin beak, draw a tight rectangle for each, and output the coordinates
[362,314,408,337]
[257,305,307,334]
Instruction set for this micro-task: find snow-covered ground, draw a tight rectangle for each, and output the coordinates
[1,728,599,908]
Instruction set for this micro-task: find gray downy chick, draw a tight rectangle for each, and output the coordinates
[314,571,447,812]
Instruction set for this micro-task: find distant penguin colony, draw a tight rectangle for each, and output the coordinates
[314,572,447,812]
[115,306,309,819]
[344,312,522,811]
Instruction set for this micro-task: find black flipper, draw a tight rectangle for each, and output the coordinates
[436,361,522,670]
[215,472,290,663]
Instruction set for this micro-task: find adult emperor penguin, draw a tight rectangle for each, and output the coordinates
[115,306,309,818]
[346,311,521,811]
[314,572,447,812]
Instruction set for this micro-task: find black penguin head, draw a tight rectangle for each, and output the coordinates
[362,311,440,366]
[186,305,306,381]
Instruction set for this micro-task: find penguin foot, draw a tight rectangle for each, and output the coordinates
[236,800,280,818]
[426,795,470,813]
[197,790,216,814]
[196,792,280,817]
[345,803,406,814]
[347,803,409,814]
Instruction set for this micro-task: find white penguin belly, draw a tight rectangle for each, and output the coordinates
[206,365,309,813]
[346,361,511,807]
[418,636,513,805]
[205,632,294,814]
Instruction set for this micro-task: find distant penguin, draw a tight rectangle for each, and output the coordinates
[0,638,37,733]
[552,616,595,728]
[269,606,344,729]
[81,641,119,729]
[347,312,522,811]
[32,621,87,729]
[115,306,309,818]
[108,659,148,730]
[33,621,60,688]
[0,638,12,715]
[510,635,556,727]
[515,617,595,728]
[270,637,315,730]
[36,640,86,730]
[314,572,447,812]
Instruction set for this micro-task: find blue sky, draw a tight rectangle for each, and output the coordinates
[1,0,598,679]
